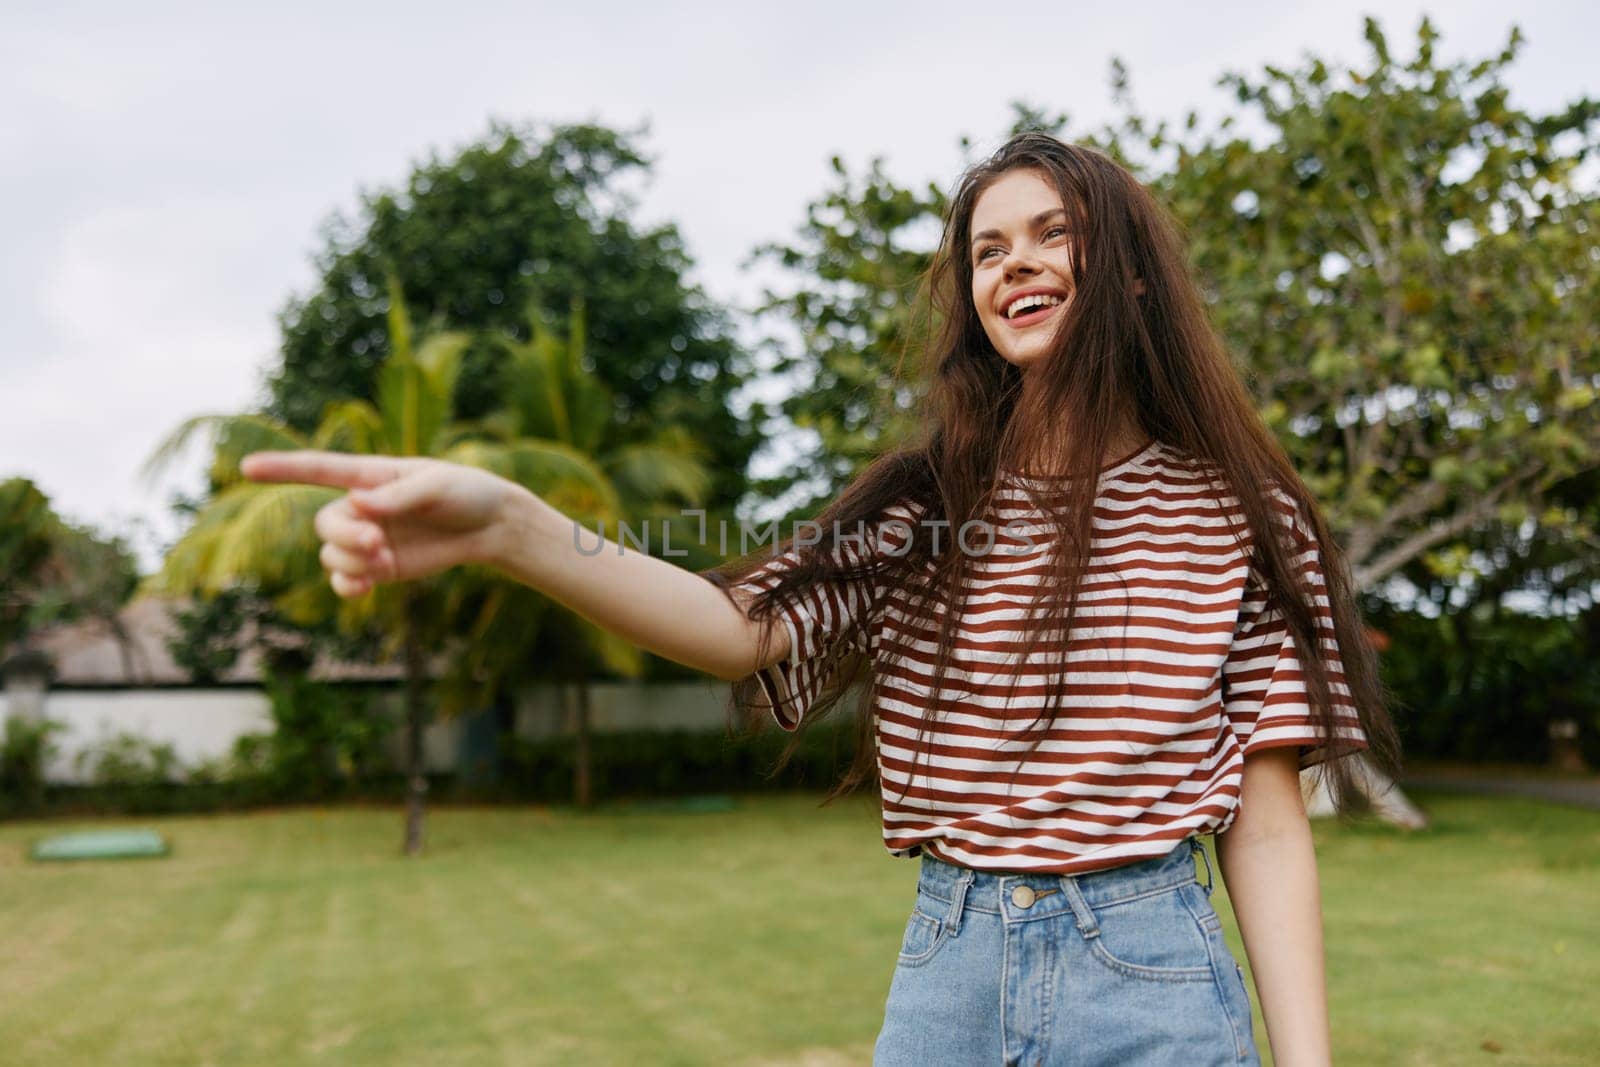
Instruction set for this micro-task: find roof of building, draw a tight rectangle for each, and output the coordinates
[14,596,409,687]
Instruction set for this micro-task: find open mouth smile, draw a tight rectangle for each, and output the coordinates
[1001,291,1067,328]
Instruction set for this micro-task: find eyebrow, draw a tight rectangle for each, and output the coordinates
[970,208,1069,249]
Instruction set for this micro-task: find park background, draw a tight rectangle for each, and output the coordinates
[2,4,1597,1064]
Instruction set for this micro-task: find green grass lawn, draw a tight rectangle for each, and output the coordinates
[1,789,1595,1066]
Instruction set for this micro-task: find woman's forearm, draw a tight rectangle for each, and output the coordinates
[484,483,779,682]
[1215,749,1333,1067]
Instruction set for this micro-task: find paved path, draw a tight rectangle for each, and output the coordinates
[1400,774,1600,811]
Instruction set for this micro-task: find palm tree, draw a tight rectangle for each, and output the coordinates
[465,295,715,807]
[145,276,714,847]
[145,281,596,846]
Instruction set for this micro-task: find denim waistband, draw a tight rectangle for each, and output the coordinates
[915,834,1210,918]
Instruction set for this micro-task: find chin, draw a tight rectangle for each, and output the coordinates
[999,345,1050,371]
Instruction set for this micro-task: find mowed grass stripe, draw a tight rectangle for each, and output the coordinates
[1308,795,1600,1066]
[505,854,688,1061]
[2,791,1597,1064]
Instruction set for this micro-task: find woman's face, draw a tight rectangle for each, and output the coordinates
[968,168,1076,370]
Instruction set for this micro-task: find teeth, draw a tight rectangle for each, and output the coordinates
[1006,293,1063,319]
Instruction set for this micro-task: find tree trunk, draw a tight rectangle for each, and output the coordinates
[573,681,593,810]
[402,600,428,856]
[108,615,139,684]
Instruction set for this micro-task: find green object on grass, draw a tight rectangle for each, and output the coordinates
[29,830,170,862]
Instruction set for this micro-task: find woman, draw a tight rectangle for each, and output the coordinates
[245,133,1402,1066]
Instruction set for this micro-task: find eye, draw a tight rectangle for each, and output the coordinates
[1043,225,1068,241]
[975,245,1001,263]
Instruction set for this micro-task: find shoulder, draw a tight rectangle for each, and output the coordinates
[1146,443,1314,548]
[1128,439,1229,490]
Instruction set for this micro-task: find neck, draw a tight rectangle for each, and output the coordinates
[1009,420,1149,476]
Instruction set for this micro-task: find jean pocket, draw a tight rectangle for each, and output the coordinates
[895,905,948,967]
[1081,882,1216,983]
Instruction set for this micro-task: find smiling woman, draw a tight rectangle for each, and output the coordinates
[970,182,1077,368]
[966,166,1151,470]
[242,131,1401,1067]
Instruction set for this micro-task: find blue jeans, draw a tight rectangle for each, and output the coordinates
[873,836,1260,1066]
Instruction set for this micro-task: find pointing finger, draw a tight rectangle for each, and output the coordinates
[241,450,407,490]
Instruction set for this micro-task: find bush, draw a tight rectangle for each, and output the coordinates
[0,716,65,815]
[1372,604,1600,765]
[69,729,186,813]
[501,720,862,803]
[74,731,181,787]
[252,674,395,800]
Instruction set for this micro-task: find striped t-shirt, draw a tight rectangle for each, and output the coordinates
[730,437,1370,875]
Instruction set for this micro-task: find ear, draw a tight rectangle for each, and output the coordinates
[1133,277,1147,297]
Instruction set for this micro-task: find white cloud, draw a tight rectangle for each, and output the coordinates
[1,1,1593,573]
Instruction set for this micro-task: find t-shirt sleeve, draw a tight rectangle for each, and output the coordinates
[727,503,919,732]
[1221,494,1370,770]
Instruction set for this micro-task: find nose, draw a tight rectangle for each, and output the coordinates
[1002,243,1042,279]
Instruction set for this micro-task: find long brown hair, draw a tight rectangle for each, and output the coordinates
[703,132,1402,819]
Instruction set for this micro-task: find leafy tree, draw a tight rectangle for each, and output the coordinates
[148,280,534,853]
[1154,16,1599,593]
[147,277,713,846]
[746,157,941,510]
[0,479,140,670]
[753,17,1600,605]
[164,587,257,685]
[266,120,761,513]
[163,584,381,685]
[31,521,142,676]
[0,479,59,654]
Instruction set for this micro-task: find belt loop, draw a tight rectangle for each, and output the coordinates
[946,868,974,938]
[1190,835,1214,897]
[1058,871,1100,940]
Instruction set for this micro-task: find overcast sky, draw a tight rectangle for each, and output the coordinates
[4,1,1596,572]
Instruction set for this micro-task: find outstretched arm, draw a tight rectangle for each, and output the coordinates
[1214,747,1333,1067]
[240,451,785,683]
[487,474,781,681]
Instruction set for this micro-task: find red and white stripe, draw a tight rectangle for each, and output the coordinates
[733,440,1369,875]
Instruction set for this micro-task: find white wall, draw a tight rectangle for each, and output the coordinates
[3,688,273,785]
[1,679,741,784]
[513,679,734,739]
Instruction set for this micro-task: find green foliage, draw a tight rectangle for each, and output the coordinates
[266,120,761,512]
[0,716,64,814]
[165,584,386,687]
[72,731,183,814]
[239,676,394,800]
[147,281,715,697]
[35,522,140,623]
[164,587,253,683]
[500,719,863,801]
[1163,16,1600,590]
[450,299,721,696]
[147,283,527,648]
[747,157,943,512]
[1372,602,1600,763]
[0,480,139,655]
[150,278,724,834]
[755,17,1600,606]
[0,479,59,650]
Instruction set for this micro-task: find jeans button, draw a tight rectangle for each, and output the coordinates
[1011,885,1036,908]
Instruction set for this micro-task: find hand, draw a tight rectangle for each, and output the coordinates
[239,451,518,598]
